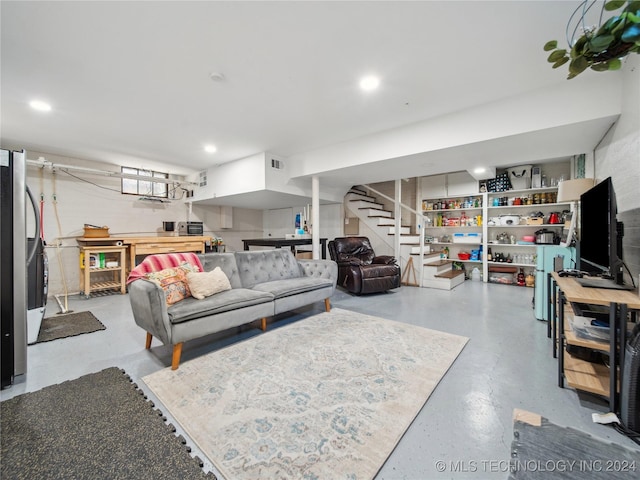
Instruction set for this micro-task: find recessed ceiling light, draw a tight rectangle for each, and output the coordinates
[474,167,486,174]
[359,75,380,91]
[204,144,217,154]
[29,100,52,112]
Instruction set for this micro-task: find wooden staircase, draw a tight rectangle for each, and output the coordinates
[409,247,466,290]
[346,187,465,290]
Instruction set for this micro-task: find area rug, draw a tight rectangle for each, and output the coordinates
[0,367,215,480]
[34,311,105,344]
[143,308,469,480]
[509,409,640,480]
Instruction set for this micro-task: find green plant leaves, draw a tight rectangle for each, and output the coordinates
[609,58,623,69]
[546,0,640,78]
[547,49,567,62]
[569,56,589,75]
[589,34,615,51]
[605,0,626,11]
[625,1,640,14]
[553,57,570,69]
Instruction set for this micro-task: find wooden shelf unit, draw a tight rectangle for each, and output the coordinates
[551,272,640,413]
[78,245,127,298]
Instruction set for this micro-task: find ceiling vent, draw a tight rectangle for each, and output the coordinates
[198,171,207,187]
[271,158,284,170]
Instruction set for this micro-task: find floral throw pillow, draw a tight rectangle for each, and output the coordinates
[145,262,200,306]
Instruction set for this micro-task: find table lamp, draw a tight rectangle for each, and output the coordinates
[557,178,594,246]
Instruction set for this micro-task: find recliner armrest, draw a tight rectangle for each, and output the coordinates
[372,255,397,265]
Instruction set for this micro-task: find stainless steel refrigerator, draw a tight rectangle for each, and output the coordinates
[534,245,575,321]
[1,149,41,388]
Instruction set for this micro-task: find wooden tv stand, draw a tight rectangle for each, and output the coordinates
[551,272,640,413]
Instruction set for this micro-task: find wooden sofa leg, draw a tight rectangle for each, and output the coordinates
[260,317,267,331]
[145,332,153,349]
[171,343,183,370]
[324,298,331,312]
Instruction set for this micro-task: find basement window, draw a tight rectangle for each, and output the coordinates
[121,167,168,198]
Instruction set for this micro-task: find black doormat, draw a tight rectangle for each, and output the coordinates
[509,409,640,479]
[34,311,106,344]
[0,367,215,480]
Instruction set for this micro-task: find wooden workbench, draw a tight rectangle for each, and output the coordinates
[77,235,211,271]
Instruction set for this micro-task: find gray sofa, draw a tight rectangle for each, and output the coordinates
[128,249,337,369]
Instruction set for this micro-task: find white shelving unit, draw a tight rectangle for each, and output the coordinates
[421,194,484,277]
[484,186,570,283]
[421,186,572,285]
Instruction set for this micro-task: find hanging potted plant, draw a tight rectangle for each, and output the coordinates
[544,0,640,79]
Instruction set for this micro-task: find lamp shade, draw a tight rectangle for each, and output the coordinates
[557,178,594,202]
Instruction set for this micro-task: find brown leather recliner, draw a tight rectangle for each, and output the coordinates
[328,237,401,295]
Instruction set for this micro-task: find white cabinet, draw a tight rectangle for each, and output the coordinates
[447,172,478,197]
[420,174,447,199]
[419,172,478,198]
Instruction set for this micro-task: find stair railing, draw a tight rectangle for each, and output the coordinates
[359,184,425,286]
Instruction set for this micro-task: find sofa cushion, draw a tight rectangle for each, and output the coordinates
[235,250,301,288]
[186,267,231,300]
[167,288,274,324]
[197,253,243,289]
[252,277,333,299]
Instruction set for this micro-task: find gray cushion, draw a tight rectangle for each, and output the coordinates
[197,253,242,289]
[252,277,333,299]
[234,249,301,288]
[167,288,273,324]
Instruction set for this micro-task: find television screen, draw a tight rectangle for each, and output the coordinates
[579,178,613,274]
[578,177,633,289]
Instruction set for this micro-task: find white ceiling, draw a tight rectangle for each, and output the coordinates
[0,1,623,198]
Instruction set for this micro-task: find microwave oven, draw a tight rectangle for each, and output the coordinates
[177,221,204,236]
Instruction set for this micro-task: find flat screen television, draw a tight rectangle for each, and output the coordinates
[578,177,632,290]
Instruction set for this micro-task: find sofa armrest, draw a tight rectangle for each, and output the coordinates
[128,279,173,345]
[297,259,338,290]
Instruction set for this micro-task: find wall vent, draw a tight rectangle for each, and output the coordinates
[198,170,207,187]
[271,158,284,170]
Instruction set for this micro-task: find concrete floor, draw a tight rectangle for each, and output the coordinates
[2,281,639,479]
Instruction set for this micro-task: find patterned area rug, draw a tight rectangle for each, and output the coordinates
[34,311,105,344]
[143,308,468,480]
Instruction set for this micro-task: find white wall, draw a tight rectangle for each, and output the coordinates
[191,152,266,202]
[594,55,640,212]
[24,151,262,297]
[262,203,344,252]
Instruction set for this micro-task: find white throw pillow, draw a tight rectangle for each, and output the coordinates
[186,267,231,300]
